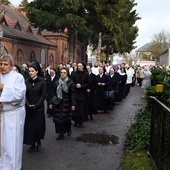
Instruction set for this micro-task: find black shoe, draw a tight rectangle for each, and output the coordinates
[77,123,83,128]
[36,141,41,151]
[89,115,93,120]
[56,134,64,140]
[27,144,36,153]
[103,110,109,113]
[67,131,72,136]
[73,123,77,127]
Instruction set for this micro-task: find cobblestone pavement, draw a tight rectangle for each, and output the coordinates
[22,85,145,170]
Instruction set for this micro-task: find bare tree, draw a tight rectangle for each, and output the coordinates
[148,30,170,61]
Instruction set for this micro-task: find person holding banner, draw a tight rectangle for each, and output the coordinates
[0,54,26,170]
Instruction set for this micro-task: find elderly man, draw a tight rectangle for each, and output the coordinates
[21,63,29,79]
[46,68,58,117]
[0,54,26,170]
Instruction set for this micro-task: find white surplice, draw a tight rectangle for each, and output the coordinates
[0,70,26,170]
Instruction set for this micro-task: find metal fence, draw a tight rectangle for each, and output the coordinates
[149,96,170,170]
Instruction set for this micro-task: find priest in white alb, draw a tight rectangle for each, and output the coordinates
[0,54,26,170]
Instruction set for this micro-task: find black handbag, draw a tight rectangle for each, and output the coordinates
[104,90,114,99]
[104,83,115,100]
[51,96,61,106]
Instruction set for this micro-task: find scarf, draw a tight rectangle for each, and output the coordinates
[56,77,69,99]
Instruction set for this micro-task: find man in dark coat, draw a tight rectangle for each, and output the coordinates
[71,62,90,127]
[56,62,64,79]
[46,68,58,117]
[21,63,29,79]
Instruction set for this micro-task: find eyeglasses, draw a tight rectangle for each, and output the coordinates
[61,72,67,74]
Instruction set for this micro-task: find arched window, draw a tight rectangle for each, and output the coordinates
[2,45,7,55]
[62,42,64,51]
[40,49,46,65]
[30,51,36,62]
[49,53,54,67]
[16,49,24,66]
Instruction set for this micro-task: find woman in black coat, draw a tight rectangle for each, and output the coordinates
[71,62,90,127]
[49,68,76,140]
[24,64,46,152]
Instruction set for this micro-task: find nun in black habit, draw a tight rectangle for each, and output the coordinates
[71,62,90,127]
[95,66,111,112]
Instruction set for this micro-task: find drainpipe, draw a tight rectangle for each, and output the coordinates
[12,39,15,56]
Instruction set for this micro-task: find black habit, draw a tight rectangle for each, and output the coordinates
[87,72,97,117]
[46,75,58,116]
[95,74,111,112]
[71,70,90,125]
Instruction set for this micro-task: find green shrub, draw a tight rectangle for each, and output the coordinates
[161,77,170,107]
[145,86,156,107]
[124,68,170,158]
[125,107,151,151]
[151,69,170,106]
[122,69,170,169]
[151,68,167,85]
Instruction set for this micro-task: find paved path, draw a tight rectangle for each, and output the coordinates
[22,85,144,170]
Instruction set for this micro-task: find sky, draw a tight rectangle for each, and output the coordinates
[10,0,32,7]
[10,0,170,50]
[134,0,170,50]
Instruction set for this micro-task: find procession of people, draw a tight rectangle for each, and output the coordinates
[0,54,154,170]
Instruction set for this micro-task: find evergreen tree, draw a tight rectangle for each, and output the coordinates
[0,0,11,6]
[25,0,140,61]
[20,0,29,6]
[86,0,139,60]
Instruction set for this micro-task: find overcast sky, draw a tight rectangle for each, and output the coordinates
[10,0,32,7]
[10,0,170,50]
[134,0,170,50]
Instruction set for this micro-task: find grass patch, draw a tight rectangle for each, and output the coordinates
[120,150,155,170]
